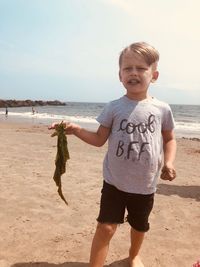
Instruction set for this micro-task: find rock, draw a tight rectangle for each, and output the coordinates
[0,99,66,108]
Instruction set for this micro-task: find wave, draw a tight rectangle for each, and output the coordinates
[0,111,97,124]
[175,121,200,131]
[1,111,200,137]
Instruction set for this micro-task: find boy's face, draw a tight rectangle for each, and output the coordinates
[119,51,159,100]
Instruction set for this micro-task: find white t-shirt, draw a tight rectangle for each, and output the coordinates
[97,95,175,194]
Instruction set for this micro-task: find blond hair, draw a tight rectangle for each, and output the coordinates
[119,42,159,67]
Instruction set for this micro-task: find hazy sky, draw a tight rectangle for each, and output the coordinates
[0,0,200,104]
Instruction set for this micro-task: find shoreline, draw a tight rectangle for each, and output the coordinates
[1,115,200,140]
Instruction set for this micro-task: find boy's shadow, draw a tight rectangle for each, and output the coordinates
[10,258,128,267]
[157,183,200,201]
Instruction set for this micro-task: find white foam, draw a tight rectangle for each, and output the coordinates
[175,121,200,131]
[1,111,199,136]
[0,111,97,124]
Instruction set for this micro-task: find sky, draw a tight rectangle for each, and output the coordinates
[0,0,200,104]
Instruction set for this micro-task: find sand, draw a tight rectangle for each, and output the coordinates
[0,121,199,267]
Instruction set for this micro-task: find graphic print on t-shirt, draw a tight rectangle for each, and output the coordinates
[115,113,156,162]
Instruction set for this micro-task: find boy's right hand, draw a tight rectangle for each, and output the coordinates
[64,122,81,135]
[48,121,81,135]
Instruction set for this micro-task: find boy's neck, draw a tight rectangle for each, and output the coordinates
[125,93,152,101]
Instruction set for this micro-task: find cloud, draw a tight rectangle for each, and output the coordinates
[101,0,132,12]
[100,0,200,39]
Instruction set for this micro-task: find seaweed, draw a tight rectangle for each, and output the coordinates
[51,122,70,205]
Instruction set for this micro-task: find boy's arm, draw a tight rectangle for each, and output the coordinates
[161,129,177,180]
[65,123,111,147]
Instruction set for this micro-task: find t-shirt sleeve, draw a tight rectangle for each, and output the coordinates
[96,102,113,128]
[162,105,175,131]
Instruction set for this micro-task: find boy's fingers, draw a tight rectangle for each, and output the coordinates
[48,122,57,130]
[48,126,54,130]
[48,122,72,135]
[168,168,176,179]
[48,121,68,130]
[160,167,176,181]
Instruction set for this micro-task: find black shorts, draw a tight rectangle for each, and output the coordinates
[97,181,154,232]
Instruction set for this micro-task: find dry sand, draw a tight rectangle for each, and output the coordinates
[0,121,199,267]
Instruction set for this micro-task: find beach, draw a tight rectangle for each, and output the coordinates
[0,121,199,267]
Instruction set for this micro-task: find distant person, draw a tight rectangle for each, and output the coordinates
[49,42,177,267]
[5,107,8,117]
[32,107,35,115]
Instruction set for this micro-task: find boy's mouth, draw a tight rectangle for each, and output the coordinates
[127,79,140,85]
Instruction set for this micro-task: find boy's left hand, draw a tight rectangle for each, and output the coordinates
[160,164,176,181]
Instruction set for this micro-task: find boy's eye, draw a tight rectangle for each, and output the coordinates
[137,67,146,71]
[124,67,132,71]
[123,66,148,72]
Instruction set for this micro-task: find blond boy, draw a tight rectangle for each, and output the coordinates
[50,42,176,267]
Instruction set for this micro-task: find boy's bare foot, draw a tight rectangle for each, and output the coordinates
[129,255,144,267]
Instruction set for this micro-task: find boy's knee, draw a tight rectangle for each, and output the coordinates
[96,223,117,238]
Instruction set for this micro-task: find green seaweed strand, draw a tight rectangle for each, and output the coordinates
[51,122,70,205]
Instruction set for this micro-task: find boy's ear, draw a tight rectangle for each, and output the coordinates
[151,71,159,83]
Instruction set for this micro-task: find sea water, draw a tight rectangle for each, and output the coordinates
[0,102,199,138]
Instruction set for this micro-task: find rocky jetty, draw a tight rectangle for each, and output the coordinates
[0,99,66,108]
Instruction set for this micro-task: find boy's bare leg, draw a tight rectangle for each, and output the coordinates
[129,228,145,267]
[89,223,117,267]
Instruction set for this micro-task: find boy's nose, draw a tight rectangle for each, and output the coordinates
[130,68,138,75]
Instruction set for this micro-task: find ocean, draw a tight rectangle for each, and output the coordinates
[0,102,200,138]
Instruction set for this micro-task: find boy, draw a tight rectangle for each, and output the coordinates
[50,42,176,267]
